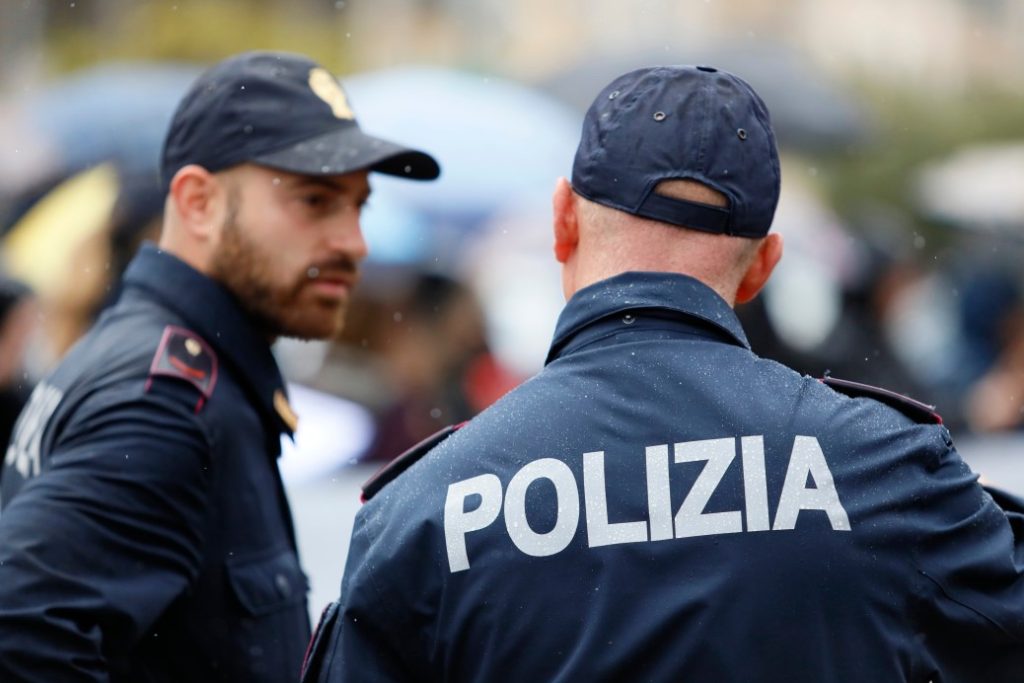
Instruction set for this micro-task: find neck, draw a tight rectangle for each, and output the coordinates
[564,241,741,307]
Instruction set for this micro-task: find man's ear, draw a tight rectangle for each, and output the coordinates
[736,233,783,304]
[168,164,224,240]
[552,177,579,264]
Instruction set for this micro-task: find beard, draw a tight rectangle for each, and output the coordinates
[209,201,357,341]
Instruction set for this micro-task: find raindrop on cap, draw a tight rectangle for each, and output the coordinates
[608,90,620,100]
[404,165,412,174]
[320,165,331,173]
[653,111,667,122]
[622,314,636,325]
[737,128,748,140]
[242,124,253,134]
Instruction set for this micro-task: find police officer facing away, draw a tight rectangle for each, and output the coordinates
[0,51,438,682]
[303,66,1024,682]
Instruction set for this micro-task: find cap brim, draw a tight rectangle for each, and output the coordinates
[252,125,440,180]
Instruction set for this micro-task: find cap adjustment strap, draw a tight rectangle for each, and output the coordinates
[635,192,732,235]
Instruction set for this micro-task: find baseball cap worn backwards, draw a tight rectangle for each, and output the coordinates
[571,65,780,237]
[160,51,440,187]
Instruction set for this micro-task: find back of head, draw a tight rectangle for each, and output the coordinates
[572,64,781,238]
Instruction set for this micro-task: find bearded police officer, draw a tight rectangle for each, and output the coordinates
[0,51,438,682]
[302,66,1024,682]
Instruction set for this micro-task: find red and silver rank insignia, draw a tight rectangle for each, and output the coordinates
[148,325,218,409]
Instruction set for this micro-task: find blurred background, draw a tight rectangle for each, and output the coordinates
[2,0,1023,612]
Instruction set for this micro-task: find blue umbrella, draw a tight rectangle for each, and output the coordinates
[24,61,197,175]
[344,66,581,237]
[0,61,199,229]
[16,61,199,177]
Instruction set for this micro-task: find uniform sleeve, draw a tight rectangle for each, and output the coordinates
[0,377,213,683]
[911,429,1024,644]
[303,505,423,683]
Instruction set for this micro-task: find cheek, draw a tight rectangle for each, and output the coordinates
[243,206,309,276]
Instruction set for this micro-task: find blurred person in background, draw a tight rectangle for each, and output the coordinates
[965,304,1024,432]
[338,269,519,462]
[874,251,1024,435]
[808,231,939,407]
[46,166,165,359]
[0,162,165,372]
[304,65,1024,682]
[0,277,36,449]
[0,50,438,683]
[957,267,1024,432]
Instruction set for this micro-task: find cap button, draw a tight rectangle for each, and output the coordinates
[696,65,717,73]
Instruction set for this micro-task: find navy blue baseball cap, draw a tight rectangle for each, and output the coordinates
[571,65,780,237]
[160,51,440,188]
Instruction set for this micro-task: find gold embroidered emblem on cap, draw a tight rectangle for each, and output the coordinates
[184,338,202,357]
[308,68,354,120]
[274,389,300,432]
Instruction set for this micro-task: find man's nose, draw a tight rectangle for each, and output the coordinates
[327,216,369,262]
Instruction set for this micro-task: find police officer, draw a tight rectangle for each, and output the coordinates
[303,65,1024,682]
[0,51,438,682]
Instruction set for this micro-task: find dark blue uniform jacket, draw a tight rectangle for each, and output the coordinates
[0,245,310,682]
[305,272,1024,683]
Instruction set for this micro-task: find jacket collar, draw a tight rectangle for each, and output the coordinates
[545,271,749,365]
[122,243,294,436]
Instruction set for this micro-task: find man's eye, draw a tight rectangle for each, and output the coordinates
[303,194,328,208]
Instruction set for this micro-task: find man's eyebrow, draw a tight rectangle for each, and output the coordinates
[287,176,348,192]
[285,175,371,203]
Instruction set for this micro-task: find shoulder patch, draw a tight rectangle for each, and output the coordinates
[361,422,465,503]
[148,325,218,409]
[821,376,942,425]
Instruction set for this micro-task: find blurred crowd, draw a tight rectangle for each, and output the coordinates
[1,59,1024,469]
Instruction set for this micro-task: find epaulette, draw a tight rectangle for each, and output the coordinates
[821,376,942,425]
[361,422,465,503]
[148,325,218,411]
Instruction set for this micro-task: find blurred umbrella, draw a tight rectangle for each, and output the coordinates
[343,66,581,250]
[0,62,199,201]
[538,43,871,152]
[2,164,119,296]
[916,141,1024,233]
